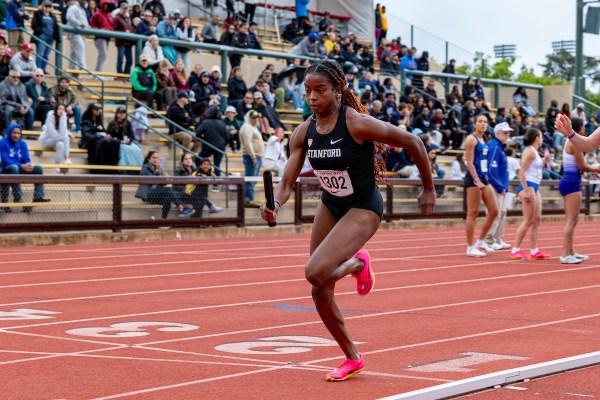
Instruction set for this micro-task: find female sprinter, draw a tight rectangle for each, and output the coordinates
[510,128,550,260]
[464,114,498,257]
[555,113,600,153]
[261,61,436,382]
[559,117,598,264]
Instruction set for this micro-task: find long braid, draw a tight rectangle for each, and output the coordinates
[306,61,388,185]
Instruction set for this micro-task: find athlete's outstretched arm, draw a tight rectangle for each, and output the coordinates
[555,114,600,152]
[261,122,308,224]
[348,111,436,214]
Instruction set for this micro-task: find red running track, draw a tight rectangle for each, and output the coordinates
[1,222,600,400]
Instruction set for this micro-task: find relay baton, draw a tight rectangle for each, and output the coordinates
[263,170,276,227]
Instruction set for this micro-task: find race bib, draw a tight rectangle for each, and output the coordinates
[313,169,354,197]
[480,159,488,173]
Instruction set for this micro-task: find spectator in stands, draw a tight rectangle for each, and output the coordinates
[242,0,257,23]
[0,44,11,83]
[450,153,466,180]
[66,0,89,70]
[201,15,219,44]
[130,106,148,143]
[385,146,417,178]
[411,50,429,90]
[166,91,201,153]
[79,103,120,169]
[49,76,82,134]
[290,32,323,58]
[412,107,431,133]
[143,0,165,19]
[370,100,387,122]
[188,63,203,87]
[400,48,417,84]
[295,0,311,32]
[429,108,445,147]
[6,0,29,54]
[25,68,51,124]
[131,54,162,109]
[359,46,374,70]
[31,0,59,73]
[89,0,114,72]
[9,43,36,83]
[247,22,263,53]
[39,104,74,168]
[461,100,475,133]
[136,149,194,219]
[229,23,249,69]
[191,71,217,116]
[137,10,155,35]
[374,3,382,46]
[61,0,74,24]
[512,87,535,116]
[571,102,586,121]
[252,90,283,137]
[155,59,176,111]
[0,124,50,211]
[442,59,456,74]
[208,65,222,98]
[446,85,462,108]
[360,89,373,110]
[175,154,222,217]
[462,77,476,103]
[236,91,254,120]
[107,106,144,168]
[170,58,190,93]
[390,102,412,127]
[282,19,304,44]
[474,78,484,101]
[175,16,195,70]
[442,109,464,150]
[240,109,263,207]
[196,102,227,182]
[113,2,135,75]
[220,22,235,47]
[141,34,164,71]
[222,105,241,152]
[506,147,519,180]
[494,107,508,125]
[278,70,303,111]
[130,4,141,19]
[318,11,333,32]
[156,13,177,65]
[226,66,247,107]
[544,104,560,155]
[263,127,287,176]
[0,69,34,130]
[328,42,343,64]
[358,71,381,97]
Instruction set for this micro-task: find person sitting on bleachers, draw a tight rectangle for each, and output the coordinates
[79,103,120,171]
[385,145,417,178]
[0,123,50,213]
[0,44,12,83]
[201,15,219,44]
[170,58,190,93]
[25,68,51,125]
[175,154,222,217]
[236,91,254,121]
[0,69,34,131]
[208,65,222,100]
[39,104,75,169]
[226,66,247,107]
[9,43,36,83]
[446,85,462,108]
[442,109,465,150]
[191,71,218,117]
[131,54,162,110]
[289,32,323,58]
[49,76,83,134]
[222,106,241,152]
[107,106,143,169]
[166,91,201,153]
[251,91,284,139]
[154,59,176,112]
[282,19,304,45]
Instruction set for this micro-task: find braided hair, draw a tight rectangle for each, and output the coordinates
[305,60,388,185]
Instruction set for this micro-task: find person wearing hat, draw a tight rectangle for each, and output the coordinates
[31,0,60,73]
[9,43,36,83]
[290,31,324,58]
[570,103,587,122]
[208,65,222,97]
[113,1,135,75]
[131,54,162,110]
[0,69,34,131]
[65,0,90,70]
[166,91,201,153]
[222,105,241,152]
[107,105,144,168]
[239,109,264,207]
[25,68,51,124]
[155,12,177,65]
[190,70,218,117]
[5,0,30,54]
[484,122,513,251]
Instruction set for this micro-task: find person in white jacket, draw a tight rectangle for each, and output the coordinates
[142,34,165,71]
[39,104,75,170]
[66,0,89,70]
[263,127,287,176]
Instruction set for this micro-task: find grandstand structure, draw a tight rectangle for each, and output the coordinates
[0,0,597,234]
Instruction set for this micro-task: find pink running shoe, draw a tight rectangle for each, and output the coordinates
[510,249,529,260]
[326,354,365,382]
[353,250,375,296]
[529,250,551,260]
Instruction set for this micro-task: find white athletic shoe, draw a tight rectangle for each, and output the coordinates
[573,253,589,261]
[496,240,511,250]
[467,247,486,257]
[490,242,503,251]
[477,242,495,254]
[560,255,582,264]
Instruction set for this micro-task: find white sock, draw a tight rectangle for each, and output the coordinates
[512,247,520,253]
[476,239,486,247]
[531,248,539,255]
[467,245,475,252]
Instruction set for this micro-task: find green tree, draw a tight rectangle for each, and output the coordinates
[539,50,600,86]
[489,56,515,81]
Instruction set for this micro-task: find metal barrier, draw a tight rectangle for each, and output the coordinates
[0,175,245,233]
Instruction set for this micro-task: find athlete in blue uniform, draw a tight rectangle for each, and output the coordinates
[464,114,499,257]
[559,118,598,264]
[261,61,436,381]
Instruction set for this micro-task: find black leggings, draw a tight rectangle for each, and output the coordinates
[147,186,180,218]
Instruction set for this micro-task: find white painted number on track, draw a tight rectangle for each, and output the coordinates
[0,308,61,320]
[65,322,199,338]
[215,335,363,355]
[408,351,530,373]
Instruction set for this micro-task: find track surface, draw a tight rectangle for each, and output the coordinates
[2,222,600,399]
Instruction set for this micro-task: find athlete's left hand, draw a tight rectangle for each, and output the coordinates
[418,188,436,215]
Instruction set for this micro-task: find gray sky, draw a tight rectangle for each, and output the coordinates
[379,0,600,80]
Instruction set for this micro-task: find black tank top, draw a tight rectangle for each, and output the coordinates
[304,105,376,205]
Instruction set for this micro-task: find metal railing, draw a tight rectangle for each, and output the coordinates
[20,29,106,110]
[573,94,600,114]
[57,25,319,82]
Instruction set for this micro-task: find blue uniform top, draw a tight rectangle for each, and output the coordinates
[471,136,488,179]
